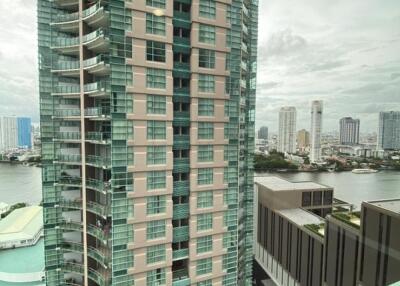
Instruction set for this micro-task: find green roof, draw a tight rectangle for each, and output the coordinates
[0,206,43,244]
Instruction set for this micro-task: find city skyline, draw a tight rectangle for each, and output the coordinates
[1,1,400,133]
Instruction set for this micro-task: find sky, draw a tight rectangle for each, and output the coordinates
[0,0,399,132]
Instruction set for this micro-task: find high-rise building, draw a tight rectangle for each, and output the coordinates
[38,1,258,285]
[297,129,309,151]
[378,111,400,150]
[258,126,268,140]
[278,107,296,154]
[0,116,18,152]
[310,100,323,162]
[339,117,360,145]
[17,117,32,149]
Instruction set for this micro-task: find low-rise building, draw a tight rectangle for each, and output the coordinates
[0,206,43,249]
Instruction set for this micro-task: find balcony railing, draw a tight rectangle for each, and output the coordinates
[84,81,110,95]
[63,262,84,275]
[173,135,190,149]
[52,36,79,48]
[83,29,108,44]
[86,178,111,193]
[88,245,110,267]
[172,269,189,282]
[88,268,108,286]
[53,11,79,24]
[57,176,82,187]
[53,85,80,95]
[54,108,80,117]
[87,224,111,244]
[53,60,79,71]
[172,248,189,261]
[173,203,189,219]
[172,226,189,243]
[54,131,81,141]
[84,106,110,117]
[87,201,110,218]
[173,158,190,173]
[86,131,111,143]
[86,155,111,168]
[173,36,190,47]
[82,2,107,19]
[83,54,109,68]
[60,220,83,232]
[173,181,189,197]
[56,154,82,164]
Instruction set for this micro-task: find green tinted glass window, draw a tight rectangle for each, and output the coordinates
[198,98,214,116]
[147,41,166,62]
[199,49,215,68]
[197,145,213,162]
[147,95,166,114]
[146,14,166,35]
[147,171,166,190]
[199,0,216,19]
[196,257,212,275]
[147,195,166,215]
[199,24,215,45]
[147,220,166,239]
[197,191,213,208]
[197,213,213,231]
[198,74,215,92]
[198,168,213,185]
[146,68,166,89]
[197,235,213,253]
[147,146,166,165]
[147,121,166,139]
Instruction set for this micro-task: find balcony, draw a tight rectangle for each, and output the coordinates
[54,131,81,142]
[173,62,190,72]
[59,220,83,232]
[173,135,190,149]
[172,226,189,243]
[63,262,84,275]
[173,181,189,197]
[50,11,79,32]
[172,269,190,286]
[86,155,111,169]
[84,81,110,97]
[173,158,190,173]
[51,85,80,97]
[173,87,190,100]
[87,224,111,244]
[173,111,190,126]
[173,36,190,48]
[55,154,82,165]
[83,54,110,75]
[84,106,110,119]
[172,248,189,261]
[82,2,109,29]
[52,60,80,76]
[173,203,189,219]
[88,245,111,268]
[88,268,109,286]
[51,36,80,55]
[85,132,111,144]
[86,178,111,194]
[173,11,190,22]
[87,201,110,218]
[50,0,79,10]
[59,198,82,211]
[56,176,82,187]
[53,108,81,119]
[83,29,109,53]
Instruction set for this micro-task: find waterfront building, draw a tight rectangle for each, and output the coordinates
[339,117,360,145]
[0,116,18,152]
[37,0,258,285]
[258,126,268,140]
[17,117,32,149]
[310,100,323,162]
[378,111,400,150]
[296,129,309,151]
[278,107,297,154]
[254,178,400,286]
[0,206,43,249]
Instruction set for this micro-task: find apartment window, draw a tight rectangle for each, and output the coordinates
[196,257,212,276]
[147,195,166,215]
[199,24,215,45]
[313,191,322,205]
[146,68,166,89]
[147,146,166,165]
[198,98,214,116]
[147,121,166,140]
[223,231,236,249]
[147,220,166,239]
[324,190,333,204]
[146,0,165,8]
[198,122,214,139]
[197,191,213,208]
[197,280,212,286]
[147,244,166,264]
[199,0,216,19]
[198,74,215,93]
[223,210,236,227]
[147,171,166,190]
[302,192,311,207]
[146,41,166,62]
[147,268,166,286]
[197,235,213,253]
[146,13,166,35]
[197,213,213,231]
[199,49,215,68]
[147,95,166,114]
[223,253,236,270]
[198,145,213,162]
[198,168,213,185]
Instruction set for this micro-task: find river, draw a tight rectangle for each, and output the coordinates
[257,170,400,208]
[0,163,399,209]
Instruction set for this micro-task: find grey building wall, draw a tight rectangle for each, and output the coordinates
[359,203,400,286]
[324,216,360,286]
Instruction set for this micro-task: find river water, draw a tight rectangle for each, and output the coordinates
[0,163,399,209]
[257,170,400,208]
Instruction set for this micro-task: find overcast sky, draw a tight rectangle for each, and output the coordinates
[0,0,399,133]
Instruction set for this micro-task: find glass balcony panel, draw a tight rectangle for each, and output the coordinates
[172,226,189,242]
[54,109,81,117]
[53,60,79,71]
[172,269,189,282]
[172,248,189,260]
[58,176,82,186]
[55,131,81,140]
[86,178,111,193]
[57,154,82,163]
[86,155,111,168]
[87,201,110,217]
[173,203,189,219]
[82,2,106,18]
[83,54,109,68]
[53,36,79,48]
[86,132,111,142]
[84,106,110,117]
[53,11,79,23]
[83,29,107,44]
[53,85,80,94]
[84,81,110,93]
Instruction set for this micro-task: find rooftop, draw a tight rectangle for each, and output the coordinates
[0,206,43,244]
[365,199,400,214]
[255,176,332,192]
[277,208,324,226]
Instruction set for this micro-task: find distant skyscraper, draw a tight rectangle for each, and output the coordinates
[310,100,323,162]
[278,107,297,153]
[17,117,32,149]
[339,117,360,145]
[297,129,310,150]
[378,111,400,150]
[0,116,18,152]
[258,126,268,140]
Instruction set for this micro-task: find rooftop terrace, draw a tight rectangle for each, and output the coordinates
[255,176,332,192]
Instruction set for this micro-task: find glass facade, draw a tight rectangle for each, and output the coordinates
[38,0,257,284]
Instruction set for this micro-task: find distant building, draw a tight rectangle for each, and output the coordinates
[278,107,297,154]
[310,100,323,162]
[0,116,17,152]
[378,111,400,150]
[0,206,43,249]
[340,117,360,145]
[297,129,310,150]
[17,117,32,149]
[258,126,269,140]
